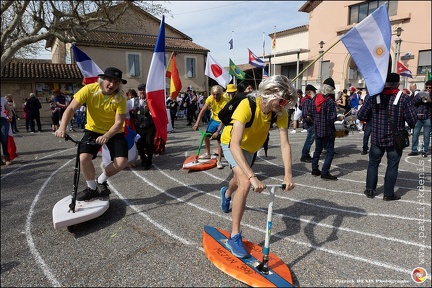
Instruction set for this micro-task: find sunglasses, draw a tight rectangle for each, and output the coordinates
[278,98,291,106]
[425,86,432,90]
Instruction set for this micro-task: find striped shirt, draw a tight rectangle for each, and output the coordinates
[357,90,417,147]
[312,95,337,138]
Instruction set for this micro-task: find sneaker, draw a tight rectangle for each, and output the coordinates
[76,187,99,201]
[361,150,368,155]
[421,153,427,158]
[290,130,297,134]
[300,157,312,163]
[220,186,231,213]
[408,152,419,156]
[97,181,111,196]
[199,153,211,159]
[226,232,249,258]
[217,160,223,169]
[300,129,307,133]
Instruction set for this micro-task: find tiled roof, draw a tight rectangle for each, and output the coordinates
[76,30,209,54]
[1,62,83,80]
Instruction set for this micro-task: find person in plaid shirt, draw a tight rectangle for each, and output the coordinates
[300,84,317,162]
[408,80,431,157]
[357,73,417,201]
[311,78,338,180]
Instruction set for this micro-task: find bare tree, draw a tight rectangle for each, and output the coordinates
[1,1,169,70]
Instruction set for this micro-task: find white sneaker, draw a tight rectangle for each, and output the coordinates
[290,130,297,134]
[301,129,307,133]
[217,161,223,169]
[199,153,211,159]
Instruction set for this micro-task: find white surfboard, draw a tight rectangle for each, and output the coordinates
[52,195,109,229]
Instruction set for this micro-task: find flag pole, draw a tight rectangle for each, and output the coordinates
[272,26,276,76]
[232,30,236,86]
[290,39,341,84]
[262,32,265,82]
[252,68,257,89]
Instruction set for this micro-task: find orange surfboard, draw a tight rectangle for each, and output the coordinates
[203,225,293,287]
[182,154,217,171]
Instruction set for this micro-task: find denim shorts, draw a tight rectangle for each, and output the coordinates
[206,119,221,134]
[221,143,255,169]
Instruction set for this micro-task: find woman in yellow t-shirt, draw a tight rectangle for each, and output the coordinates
[219,75,297,258]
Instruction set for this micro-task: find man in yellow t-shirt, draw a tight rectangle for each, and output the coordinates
[219,75,297,258]
[192,85,230,169]
[55,67,128,201]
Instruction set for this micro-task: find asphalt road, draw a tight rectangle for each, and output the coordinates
[1,118,431,287]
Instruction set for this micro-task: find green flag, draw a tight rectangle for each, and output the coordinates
[229,58,245,80]
[427,70,431,81]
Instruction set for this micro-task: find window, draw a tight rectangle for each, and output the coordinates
[417,50,431,74]
[348,1,397,25]
[281,63,304,79]
[127,53,141,77]
[186,57,196,78]
[322,61,330,81]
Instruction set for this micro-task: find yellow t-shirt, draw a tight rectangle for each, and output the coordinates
[205,94,230,121]
[221,97,288,153]
[74,83,127,134]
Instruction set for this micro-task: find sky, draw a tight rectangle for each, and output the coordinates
[37,1,310,67]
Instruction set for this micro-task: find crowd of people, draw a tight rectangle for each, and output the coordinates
[1,67,431,258]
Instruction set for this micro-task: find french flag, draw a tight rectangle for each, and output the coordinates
[72,43,104,84]
[4,111,17,160]
[146,16,168,143]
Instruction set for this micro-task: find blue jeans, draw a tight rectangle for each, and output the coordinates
[312,135,335,175]
[301,127,315,158]
[411,118,431,154]
[366,145,401,197]
[1,117,10,157]
[362,121,372,151]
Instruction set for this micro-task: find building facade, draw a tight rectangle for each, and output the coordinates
[268,0,431,92]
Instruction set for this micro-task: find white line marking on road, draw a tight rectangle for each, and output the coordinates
[25,159,73,287]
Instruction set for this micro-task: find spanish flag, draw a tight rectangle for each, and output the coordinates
[166,52,182,100]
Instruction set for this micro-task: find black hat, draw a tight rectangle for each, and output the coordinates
[305,84,317,92]
[98,67,127,84]
[323,78,335,89]
[137,83,146,91]
[385,72,400,83]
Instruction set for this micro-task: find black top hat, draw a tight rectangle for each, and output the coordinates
[385,72,400,83]
[98,67,127,84]
[323,78,335,89]
[305,84,317,92]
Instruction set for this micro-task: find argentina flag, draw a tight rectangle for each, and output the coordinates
[341,4,391,96]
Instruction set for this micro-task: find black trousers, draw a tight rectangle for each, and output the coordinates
[28,112,42,132]
[136,125,156,162]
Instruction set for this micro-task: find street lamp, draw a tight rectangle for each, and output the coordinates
[392,27,403,72]
[318,40,325,84]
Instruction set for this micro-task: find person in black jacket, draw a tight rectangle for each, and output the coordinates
[132,83,155,170]
[26,93,42,133]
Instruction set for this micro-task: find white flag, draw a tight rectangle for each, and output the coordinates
[205,53,232,88]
